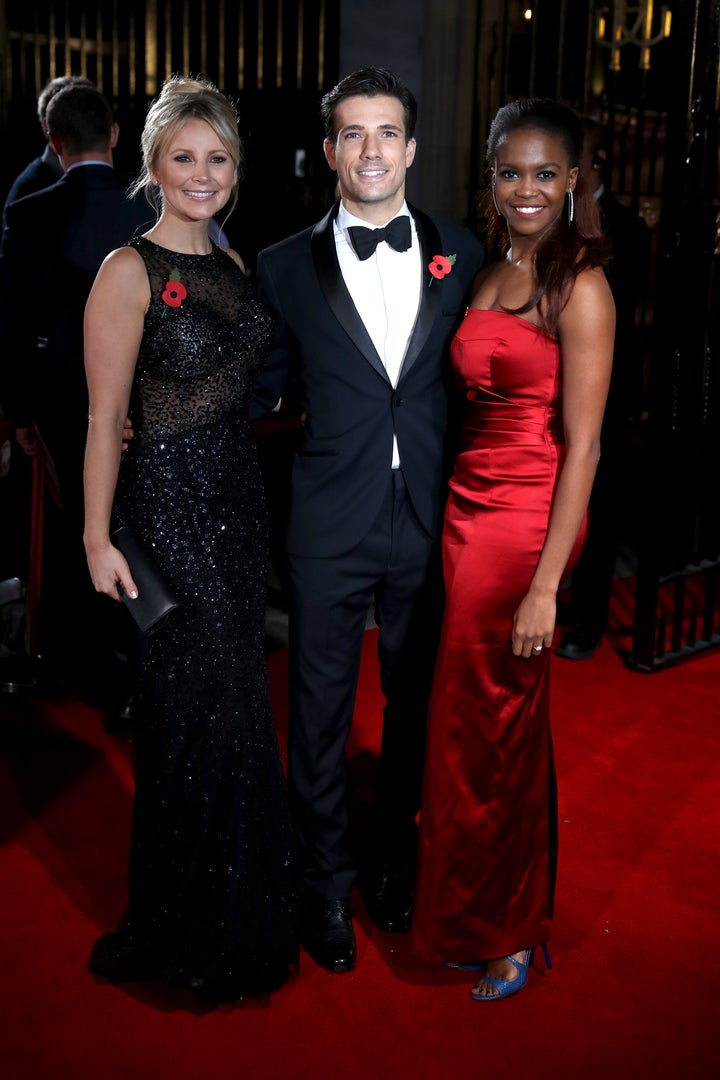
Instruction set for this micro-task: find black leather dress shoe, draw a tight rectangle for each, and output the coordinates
[301,896,356,973]
[362,863,414,933]
[103,693,136,735]
[556,629,602,660]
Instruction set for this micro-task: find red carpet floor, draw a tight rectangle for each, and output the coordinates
[1,590,719,1079]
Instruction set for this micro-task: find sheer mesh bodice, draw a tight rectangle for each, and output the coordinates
[126,239,269,439]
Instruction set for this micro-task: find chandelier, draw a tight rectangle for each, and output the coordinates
[595,1,672,71]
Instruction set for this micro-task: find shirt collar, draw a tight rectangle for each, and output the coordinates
[65,160,113,173]
[337,200,411,232]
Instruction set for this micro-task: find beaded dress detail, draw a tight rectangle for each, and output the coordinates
[91,237,297,1000]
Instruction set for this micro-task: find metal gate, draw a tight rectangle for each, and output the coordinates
[476,0,720,671]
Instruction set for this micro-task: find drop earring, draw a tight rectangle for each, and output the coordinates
[567,189,574,224]
[492,175,501,217]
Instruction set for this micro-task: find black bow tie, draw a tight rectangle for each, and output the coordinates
[347,216,412,260]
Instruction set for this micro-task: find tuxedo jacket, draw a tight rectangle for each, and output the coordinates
[255,202,485,558]
[0,164,151,427]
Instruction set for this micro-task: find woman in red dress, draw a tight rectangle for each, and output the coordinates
[413,100,615,1000]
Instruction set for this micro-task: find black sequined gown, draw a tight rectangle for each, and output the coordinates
[90,237,298,1001]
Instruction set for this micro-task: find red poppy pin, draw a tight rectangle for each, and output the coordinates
[162,268,187,308]
[428,253,456,285]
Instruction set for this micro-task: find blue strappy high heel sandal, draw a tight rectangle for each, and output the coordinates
[469,945,552,1001]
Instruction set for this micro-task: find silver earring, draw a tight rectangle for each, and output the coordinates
[492,176,501,217]
[567,190,574,223]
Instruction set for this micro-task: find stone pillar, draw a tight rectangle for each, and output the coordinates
[337,0,425,204]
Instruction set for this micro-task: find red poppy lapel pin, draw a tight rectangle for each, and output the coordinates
[428,253,456,285]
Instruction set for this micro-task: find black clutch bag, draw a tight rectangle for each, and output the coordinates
[111,525,182,635]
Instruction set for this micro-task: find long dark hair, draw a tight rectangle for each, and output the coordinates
[484,98,609,335]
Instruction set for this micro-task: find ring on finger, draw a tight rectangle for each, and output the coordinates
[532,644,543,653]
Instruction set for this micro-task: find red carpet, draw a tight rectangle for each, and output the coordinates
[1,586,719,1079]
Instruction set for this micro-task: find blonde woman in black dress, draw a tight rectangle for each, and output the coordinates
[83,76,297,1003]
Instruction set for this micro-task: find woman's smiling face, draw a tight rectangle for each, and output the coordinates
[492,127,578,242]
[153,117,237,224]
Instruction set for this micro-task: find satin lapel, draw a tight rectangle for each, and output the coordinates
[398,204,444,381]
[311,205,388,382]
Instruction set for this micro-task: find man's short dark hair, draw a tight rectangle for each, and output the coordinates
[37,75,95,126]
[45,84,114,155]
[320,66,418,143]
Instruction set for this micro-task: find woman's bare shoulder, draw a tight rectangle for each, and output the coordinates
[564,264,614,317]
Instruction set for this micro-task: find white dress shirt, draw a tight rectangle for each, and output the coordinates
[334,201,422,468]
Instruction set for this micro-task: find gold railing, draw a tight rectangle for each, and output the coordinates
[1,1,336,121]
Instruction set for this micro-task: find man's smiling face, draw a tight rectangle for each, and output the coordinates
[324,93,416,224]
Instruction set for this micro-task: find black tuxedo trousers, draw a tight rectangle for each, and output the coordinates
[286,468,444,897]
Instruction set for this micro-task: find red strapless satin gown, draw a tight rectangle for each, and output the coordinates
[413,308,585,963]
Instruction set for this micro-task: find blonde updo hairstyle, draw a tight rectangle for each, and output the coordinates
[129,75,243,229]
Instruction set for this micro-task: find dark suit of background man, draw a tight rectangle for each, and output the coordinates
[253,67,484,973]
[1,74,95,234]
[556,116,651,661]
[0,75,94,601]
[0,83,150,699]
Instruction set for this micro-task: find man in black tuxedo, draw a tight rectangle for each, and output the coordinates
[254,67,484,972]
[0,83,150,697]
